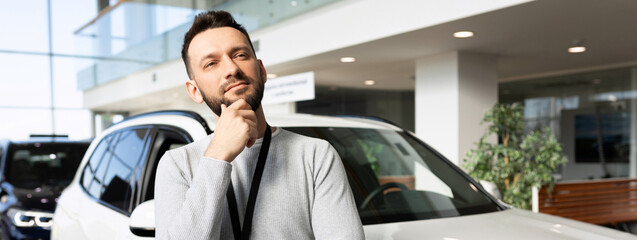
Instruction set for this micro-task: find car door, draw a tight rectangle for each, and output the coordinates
[78,127,152,240]
[127,126,192,239]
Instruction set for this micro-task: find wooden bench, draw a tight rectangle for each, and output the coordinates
[538,178,637,226]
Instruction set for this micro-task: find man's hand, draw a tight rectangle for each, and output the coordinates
[204,99,258,162]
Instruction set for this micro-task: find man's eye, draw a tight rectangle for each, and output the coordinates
[236,53,248,59]
[205,62,216,68]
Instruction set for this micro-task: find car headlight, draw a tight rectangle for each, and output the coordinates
[6,208,54,228]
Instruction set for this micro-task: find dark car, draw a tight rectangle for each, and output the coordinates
[0,136,89,240]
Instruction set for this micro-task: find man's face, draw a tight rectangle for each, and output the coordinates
[187,27,265,116]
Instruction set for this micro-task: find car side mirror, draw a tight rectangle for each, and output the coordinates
[479,180,502,200]
[129,200,155,237]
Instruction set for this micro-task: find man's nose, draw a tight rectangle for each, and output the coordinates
[221,56,241,79]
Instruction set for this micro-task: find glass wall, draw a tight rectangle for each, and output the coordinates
[0,0,96,141]
[0,0,342,141]
[500,67,637,181]
[0,0,49,53]
[297,86,415,132]
[76,0,342,90]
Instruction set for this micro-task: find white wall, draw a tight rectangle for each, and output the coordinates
[263,102,296,115]
[84,60,188,110]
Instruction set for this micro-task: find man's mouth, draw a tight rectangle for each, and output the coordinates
[225,82,248,93]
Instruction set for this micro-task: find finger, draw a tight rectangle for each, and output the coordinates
[228,99,251,110]
[236,109,257,123]
[227,99,243,109]
[245,119,257,148]
[248,119,258,137]
[248,125,258,145]
[246,136,256,148]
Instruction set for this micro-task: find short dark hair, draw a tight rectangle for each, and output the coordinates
[181,10,255,79]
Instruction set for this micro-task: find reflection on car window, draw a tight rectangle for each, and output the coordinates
[83,134,114,198]
[101,128,149,212]
[88,135,112,173]
[5,142,88,189]
[81,127,150,213]
[286,127,500,225]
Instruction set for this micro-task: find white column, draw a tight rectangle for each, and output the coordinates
[415,51,498,165]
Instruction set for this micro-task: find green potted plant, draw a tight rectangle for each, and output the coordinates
[464,103,568,209]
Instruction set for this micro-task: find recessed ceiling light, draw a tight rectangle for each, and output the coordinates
[290,1,297,6]
[267,73,277,79]
[340,57,356,63]
[568,46,586,53]
[453,31,474,38]
[364,80,376,86]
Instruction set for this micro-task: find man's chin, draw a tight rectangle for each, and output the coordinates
[224,91,253,104]
[219,95,258,110]
[223,97,244,106]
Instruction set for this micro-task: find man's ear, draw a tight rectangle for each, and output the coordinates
[258,59,267,84]
[185,79,204,104]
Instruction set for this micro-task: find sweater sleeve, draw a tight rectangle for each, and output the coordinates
[311,141,365,240]
[154,150,232,240]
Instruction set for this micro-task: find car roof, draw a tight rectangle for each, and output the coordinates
[200,112,404,131]
[116,110,404,133]
[105,111,405,142]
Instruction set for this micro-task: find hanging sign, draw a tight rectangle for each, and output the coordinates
[262,71,315,104]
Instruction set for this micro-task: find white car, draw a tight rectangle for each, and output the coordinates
[51,111,637,240]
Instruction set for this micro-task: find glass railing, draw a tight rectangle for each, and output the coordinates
[76,0,341,90]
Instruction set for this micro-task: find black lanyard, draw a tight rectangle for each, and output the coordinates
[226,124,271,240]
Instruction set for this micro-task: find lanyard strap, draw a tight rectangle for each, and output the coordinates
[226,125,272,240]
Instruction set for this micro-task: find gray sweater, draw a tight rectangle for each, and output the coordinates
[154,127,364,240]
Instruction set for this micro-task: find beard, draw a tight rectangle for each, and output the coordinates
[200,73,264,116]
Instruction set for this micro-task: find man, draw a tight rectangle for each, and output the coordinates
[154,10,364,240]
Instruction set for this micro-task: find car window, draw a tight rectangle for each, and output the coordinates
[82,134,115,198]
[81,127,151,214]
[100,128,150,212]
[5,142,89,189]
[141,127,192,203]
[286,127,500,225]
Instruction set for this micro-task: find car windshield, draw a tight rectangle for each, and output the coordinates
[5,142,88,189]
[286,127,501,225]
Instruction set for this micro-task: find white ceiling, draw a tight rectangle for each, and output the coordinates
[265,0,637,91]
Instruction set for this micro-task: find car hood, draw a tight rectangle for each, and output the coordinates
[363,208,636,240]
[11,185,60,212]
